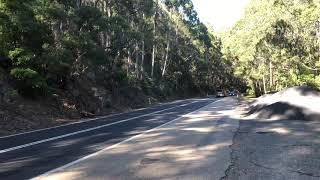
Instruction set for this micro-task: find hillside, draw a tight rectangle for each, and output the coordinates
[222,0,320,96]
[0,0,243,135]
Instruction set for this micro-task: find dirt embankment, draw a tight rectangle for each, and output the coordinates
[247,86,320,121]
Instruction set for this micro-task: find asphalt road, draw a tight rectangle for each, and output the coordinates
[0,98,216,180]
[34,97,240,180]
[3,97,319,180]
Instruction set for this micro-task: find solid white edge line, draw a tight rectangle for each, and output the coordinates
[0,99,210,154]
[0,98,203,139]
[31,98,224,179]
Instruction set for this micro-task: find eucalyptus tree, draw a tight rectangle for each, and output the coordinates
[222,0,320,96]
[0,0,235,99]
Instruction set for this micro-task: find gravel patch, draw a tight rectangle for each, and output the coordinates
[247,86,320,121]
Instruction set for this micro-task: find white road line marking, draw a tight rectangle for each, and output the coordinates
[0,100,209,154]
[31,99,223,179]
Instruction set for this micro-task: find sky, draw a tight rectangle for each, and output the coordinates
[192,0,251,32]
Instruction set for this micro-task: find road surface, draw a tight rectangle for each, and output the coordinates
[0,97,225,179]
[3,96,318,180]
[32,97,240,180]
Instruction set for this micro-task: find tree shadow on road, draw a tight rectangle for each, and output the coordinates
[35,98,239,180]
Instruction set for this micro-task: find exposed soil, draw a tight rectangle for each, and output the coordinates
[0,68,199,136]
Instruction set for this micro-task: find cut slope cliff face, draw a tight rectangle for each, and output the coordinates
[248,86,320,121]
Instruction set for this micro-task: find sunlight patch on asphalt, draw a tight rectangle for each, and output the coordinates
[270,127,290,134]
[182,127,216,133]
[34,98,239,180]
[41,171,83,180]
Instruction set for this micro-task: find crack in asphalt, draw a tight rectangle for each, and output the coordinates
[249,160,320,178]
[291,170,320,178]
[219,117,240,180]
[249,160,277,170]
[281,144,313,147]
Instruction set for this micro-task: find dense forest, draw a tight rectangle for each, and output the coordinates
[222,0,320,96]
[0,0,242,130]
[2,0,319,132]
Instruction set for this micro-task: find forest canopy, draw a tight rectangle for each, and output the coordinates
[222,0,320,96]
[0,0,241,101]
[2,0,317,101]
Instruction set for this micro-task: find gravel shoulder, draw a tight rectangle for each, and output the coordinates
[224,88,320,180]
[225,118,320,180]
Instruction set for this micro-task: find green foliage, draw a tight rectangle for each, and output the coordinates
[8,48,33,66]
[222,0,320,96]
[0,0,238,99]
[10,68,48,97]
[7,89,19,99]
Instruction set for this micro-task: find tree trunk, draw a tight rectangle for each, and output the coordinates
[162,8,173,78]
[151,43,156,78]
[262,75,267,94]
[105,0,112,48]
[140,12,146,80]
[269,60,273,91]
[76,0,82,8]
[206,48,210,88]
[162,35,170,77]
[106,0,112,17]
[151,0,158,78]
[254,81,259,97]
[140,39,145,80]
[127,48,131,76]
[135,42,140,78]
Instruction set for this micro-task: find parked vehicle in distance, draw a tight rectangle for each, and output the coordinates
[216,90,225,98]
[229,90,237,96]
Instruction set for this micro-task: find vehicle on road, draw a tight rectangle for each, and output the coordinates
[228,90,237,96]
[216,90,225,98]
